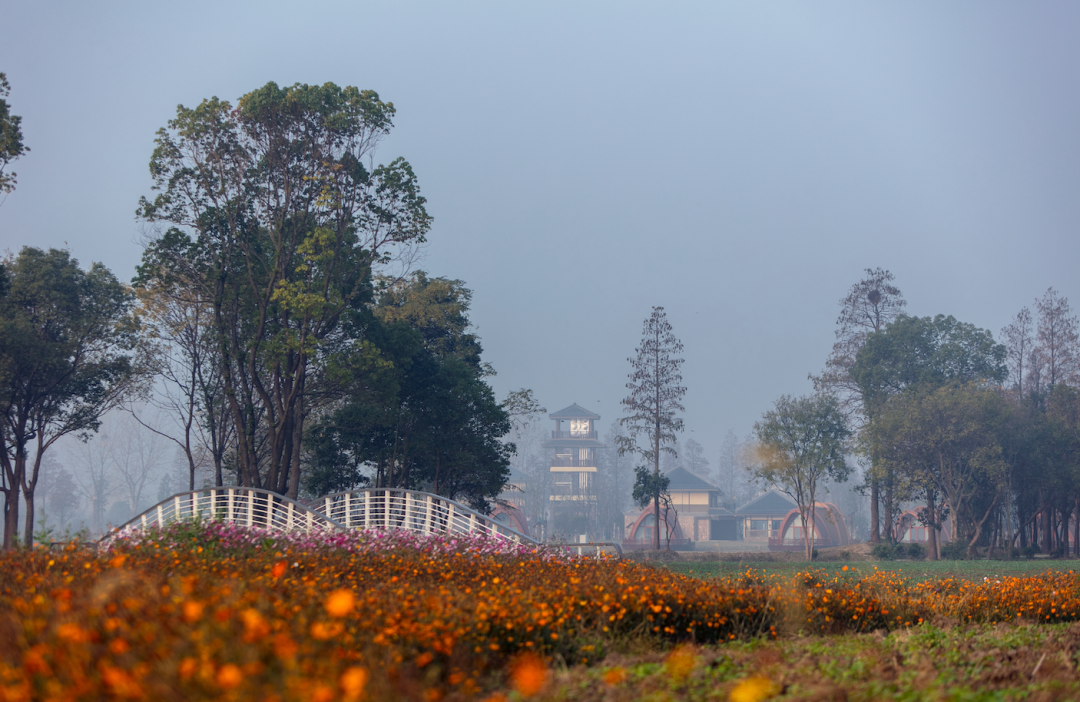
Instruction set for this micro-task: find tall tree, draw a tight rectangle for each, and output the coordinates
[305,275,513,511]
[1033,288,1079,390]
[812,268,906,543]
[137,82,431,498]
[618,307,686,550]
[130,266,233,489]
[682,437,710,479]
[752,393,851,562]
[0,248,138,548]
[0,72,29,197]
[1000,307,1035,398]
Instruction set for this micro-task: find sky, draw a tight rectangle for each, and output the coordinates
[2,2,1078,472]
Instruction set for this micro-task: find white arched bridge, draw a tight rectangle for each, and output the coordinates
[104,487,539,547]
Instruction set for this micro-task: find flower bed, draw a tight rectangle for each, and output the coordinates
[1,522,1079,700]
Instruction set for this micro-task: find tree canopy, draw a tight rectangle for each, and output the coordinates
[136,81,431,498]
[753,393,850,562]
[0,248,137,547]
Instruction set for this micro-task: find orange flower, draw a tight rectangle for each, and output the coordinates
[100,664,142,698]
[509,652,548,698]
[666,645,696,682]
[178,658,197,680]
[182,600,204,623]
[271,561,288,579]
[340,666,369,701]
[310,621,344,640]
[325,589,355,618]
[602,667,626,685]
[729,675,780,702]
[240,608,270,641]
[216,663,243,689]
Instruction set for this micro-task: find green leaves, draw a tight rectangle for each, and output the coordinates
[0,72,29,195]
[135,81,432,497]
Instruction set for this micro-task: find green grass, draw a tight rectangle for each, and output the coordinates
[662,558,1080,583]
[532,622,1080,701]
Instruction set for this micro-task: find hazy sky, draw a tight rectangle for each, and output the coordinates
[2,2,1078,471]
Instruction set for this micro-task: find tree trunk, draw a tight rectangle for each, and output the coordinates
[870,482,880,543]
[1042,493,1052,554]
[926,490,939,561]
[2,480,19,549]
[1074,496,1079,556]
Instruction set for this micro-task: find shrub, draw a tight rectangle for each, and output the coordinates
[871,542,897,560]
[1023,544,1039,559]
[940,540,968,560]
[905,542,926,560]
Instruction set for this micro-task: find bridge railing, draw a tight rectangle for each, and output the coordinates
[551,541,623,558]
[103,487,342,543]
[310,489,538,545]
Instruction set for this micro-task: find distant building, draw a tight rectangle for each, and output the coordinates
[768,502,851,551]
[543,403,604,541]
[623,467,738,548]
[735,490,798,543]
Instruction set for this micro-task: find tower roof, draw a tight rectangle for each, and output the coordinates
[549,403,600,420]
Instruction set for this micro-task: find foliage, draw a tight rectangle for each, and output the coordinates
[813,268,906,544]
[137,81,431,499]
[752,393,850,561]
[0,72,28,195]
[618,307,686,550]
[0,248,138,548]
[305,275,512,511]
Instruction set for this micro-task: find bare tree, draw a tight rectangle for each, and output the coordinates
[1001,307,1035,397]
[1034,288,1079,389]
[69,434,122,536]
[716,429,759,510]
[108,411,167,517]
[682,437,710,479]
[596,424,634,540]
[812,267,906,543]
[130,279,233,489]
[618,307,686,550]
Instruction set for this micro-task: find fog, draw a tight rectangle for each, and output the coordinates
[3,3,1078,534]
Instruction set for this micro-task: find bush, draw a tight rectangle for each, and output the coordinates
[1023,544,1039,559]
[871,542,897,560]
[940,540,968,560]
[905,542,926,560]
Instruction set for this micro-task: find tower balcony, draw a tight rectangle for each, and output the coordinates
[550,430,598,440]
[550,457,598,469]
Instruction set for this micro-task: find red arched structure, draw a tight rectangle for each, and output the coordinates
[623,508,687,549]
[490,502,531,539]
[768,503,850,552]
[896,506,951,543]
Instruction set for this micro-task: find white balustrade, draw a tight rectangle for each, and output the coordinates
[103,487,537,548]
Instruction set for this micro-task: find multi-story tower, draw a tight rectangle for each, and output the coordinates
[543,403,604,541]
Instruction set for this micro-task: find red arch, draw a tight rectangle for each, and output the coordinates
[626,508,685,542]
[491,503,531,539]
[769,503,850,551]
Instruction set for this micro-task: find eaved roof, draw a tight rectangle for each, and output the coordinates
[735,489,798,515]
[665,467,719,492]
[549,403,600,420]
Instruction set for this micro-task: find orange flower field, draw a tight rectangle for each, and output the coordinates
[2,522,1080,700]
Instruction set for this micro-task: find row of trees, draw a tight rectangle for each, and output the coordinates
[745,269,1079,562]
[800,270,1080,559]
[0,81,520,548]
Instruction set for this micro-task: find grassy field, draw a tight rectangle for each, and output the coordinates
[530,622,1080,701]
[663,558,1080,584]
